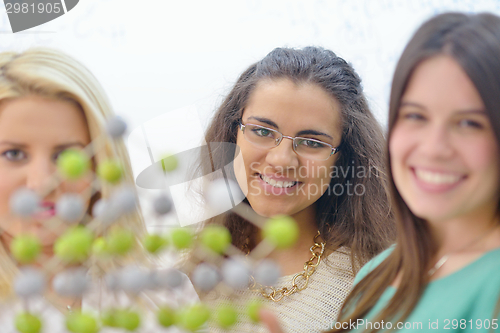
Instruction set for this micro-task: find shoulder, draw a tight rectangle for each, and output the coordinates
[353,245,394,286]
[465,248,500,302]
[317,246,356,287]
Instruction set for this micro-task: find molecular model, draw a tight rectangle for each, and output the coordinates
[4,116,307,333]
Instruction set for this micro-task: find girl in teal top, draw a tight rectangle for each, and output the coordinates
[349,246,500,332]
[329,12,500,333]
[261,11,500,333]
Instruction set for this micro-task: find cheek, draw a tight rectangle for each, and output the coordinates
[307,160,335,192]
[0,170,22,216]
[236,135,266,173]
[0,185,14,231]
[389,129,411,192]
[389,126,411,168]
[61,175,93,206]
[63,176,92,192]
[468,139,500,181]
[389,128,404,160]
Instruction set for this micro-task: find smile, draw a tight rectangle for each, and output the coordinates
[414,169,463,185]
[34,202,56,219]
[259,174,298,188]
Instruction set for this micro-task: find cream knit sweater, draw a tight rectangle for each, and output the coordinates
[204,247,354,333]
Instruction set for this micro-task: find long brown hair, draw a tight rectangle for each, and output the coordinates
[333,12,500,332]
[200,46,394,269]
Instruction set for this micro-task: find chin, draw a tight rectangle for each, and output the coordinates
[248,200,294,218]
[409,205,450,222]
[252,206,278,218]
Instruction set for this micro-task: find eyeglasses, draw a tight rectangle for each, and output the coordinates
[238,122,339,161]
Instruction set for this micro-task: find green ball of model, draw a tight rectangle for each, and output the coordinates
[177,303,210,331]
[10,235,41,264]
[170,228,193,250]
[54,227,94,263]
[161,154,178,172]
[107,228,135,255]
[215,303,238,329]
[247,299,263,323]
[57,150,90,180]
[97,160,123,183]
[115,309,141,331]
[100,310,118,327]
[157,306,176,328]
[262,215,299,249]
[91,237,109,257]
[142,234,168,254]
[200,225,231,254]
[66,312,99,333]
[15,312,42,333]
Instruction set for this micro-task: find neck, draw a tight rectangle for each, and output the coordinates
[428,211,500,259]
[257,205,321,276]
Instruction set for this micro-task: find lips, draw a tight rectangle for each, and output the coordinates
[33,201,56,219]
[414,168,463,185]
[259,174,298,188]
[411,167,465,193]
[251,173,302,196]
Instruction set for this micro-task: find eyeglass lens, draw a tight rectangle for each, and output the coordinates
[242,124,332,161]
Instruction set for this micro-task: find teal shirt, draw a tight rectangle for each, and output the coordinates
[343,247,500,332]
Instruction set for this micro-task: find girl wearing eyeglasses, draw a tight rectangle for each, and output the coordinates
[265,12,500,333]
[197,46,395,332]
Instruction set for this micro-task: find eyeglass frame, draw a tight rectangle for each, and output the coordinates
[238,121,340,161]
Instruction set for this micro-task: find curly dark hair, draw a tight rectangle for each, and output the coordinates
[200,46,395,270]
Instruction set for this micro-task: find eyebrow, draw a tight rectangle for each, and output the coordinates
[454,110,487,116]
[399,101,425,109]
[247,116,334,140]
[248,116,279,128]
[54,142,87,150]
[399,102,487,115]
[0,141,86,149]
[0,141,28,148]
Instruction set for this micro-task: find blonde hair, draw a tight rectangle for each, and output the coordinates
[0,48,146,298]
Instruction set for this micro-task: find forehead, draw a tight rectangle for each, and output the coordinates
[0,95,90,144]
[243,79,342,132]
[402,55,485,114]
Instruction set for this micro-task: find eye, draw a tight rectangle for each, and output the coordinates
[52,150,64,162]
[403,112,426,121]
[297,139,325,149]
[458,119,484,129]
[2,149,26,161]
[252,128,273,137]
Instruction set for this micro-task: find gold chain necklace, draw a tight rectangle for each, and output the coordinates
[248,231,326,302]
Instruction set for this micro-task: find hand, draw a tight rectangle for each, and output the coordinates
[260,309,285,333]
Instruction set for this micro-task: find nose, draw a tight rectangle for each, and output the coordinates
[265,136,300,170]
[26,155,57,193]
[419,123,455,160]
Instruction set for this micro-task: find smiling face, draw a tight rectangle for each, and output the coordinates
[390,55,500,225]
[0,96,92,251]
[233,79,342,220]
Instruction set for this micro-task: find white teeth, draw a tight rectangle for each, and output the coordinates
[260,174,297,188]
[415,169,462,185]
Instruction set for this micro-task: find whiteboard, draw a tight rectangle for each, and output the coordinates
[1,0,499,227]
